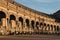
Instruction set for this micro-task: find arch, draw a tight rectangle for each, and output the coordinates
[0,11,6,25]
[36,21,39,29]
[47,24,50,30]
[51,25,53,30]
[40,22,43,27]
[10,15,16,20]
[51,25,53,27]
[25,19,30,28]
[36,22,39,25]
[31,20,35,29]
[47,24,49,27]
[19,17,23,25]
[44,23,46,26]
[54,25,56,31]
[0,11,6,18]
[10,15,16,27]
[57,26,59,31]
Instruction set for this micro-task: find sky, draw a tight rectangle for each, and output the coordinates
[15,0,60,14]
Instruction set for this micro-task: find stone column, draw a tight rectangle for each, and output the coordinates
[11,20,16,28]
[48,26,50,32]
[34,21,36,33]
[29,20,32,34]
[1,18,6,27]
[46,26,49,34]
[10,20,16,32]
[37,25,39,33]
[53,26,54,33]
[42,23,44,33]
[5,18,8,30]
[18,22,23,33]
[1,18,6,35]
[50,26,53,33]
[24,22,28,33]
[6,18,7,27]
[23,19,26,33]
[50,26,52,33]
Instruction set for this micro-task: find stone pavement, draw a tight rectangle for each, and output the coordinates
[0,34,60,40]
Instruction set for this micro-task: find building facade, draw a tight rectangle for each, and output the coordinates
[0,0,60,35]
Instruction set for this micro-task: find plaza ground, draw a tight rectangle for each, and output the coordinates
[0,34,60,40]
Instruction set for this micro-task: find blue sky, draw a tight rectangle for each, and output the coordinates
[15,0,60,14]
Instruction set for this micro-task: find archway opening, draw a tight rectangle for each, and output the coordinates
[10,15,16,27]
[44,23,46,31]
[44,23,46,26]
[47,24,50,31]
[31,20,35,29]
[40,22,43,27]
[10,15,16,20]
[47,24,49,27]
[19,17,23,25]
[36,22,39,29]
[51,25,53,31]
[54,25,56,31]
[25,19,30,28]
[0,11,6,25]
[57,26,59,31]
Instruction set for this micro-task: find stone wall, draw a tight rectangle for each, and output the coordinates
[0,0,60,35]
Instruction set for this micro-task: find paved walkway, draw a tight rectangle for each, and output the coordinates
[0,35,60,40]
